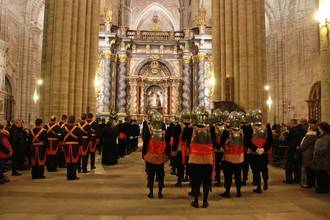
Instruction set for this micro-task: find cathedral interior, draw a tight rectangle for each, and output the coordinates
[0,0,329,123]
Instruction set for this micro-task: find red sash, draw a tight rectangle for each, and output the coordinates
[252,138,267,149]
[224,144,245,155]
[181,140,187,164]
[148,139,166,154]
[119,132,126,140]
[190,143,213,155]
[64,143,80,164]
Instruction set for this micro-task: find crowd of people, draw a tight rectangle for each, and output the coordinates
[0,108,329,209]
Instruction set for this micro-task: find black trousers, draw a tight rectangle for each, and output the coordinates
[78,155,88,172]
[285,154,300,183]
[146,162,165,188]
[215,152,224,184]
[305,167,315,187]
[11,151,19,174]
[57,149,66,168]
[223,161,242,193]
[46,155,58,171]
[315,170,329,193]
[175,152,184,182]
[89,152,96,169]
[31,165,45,179]
[242,153,251,183]
[250,154,269,189]
[189,164,212,189]
[118,139,126,157]
[67,163,78,180]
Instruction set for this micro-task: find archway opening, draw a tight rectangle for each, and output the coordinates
[306,81,321,122]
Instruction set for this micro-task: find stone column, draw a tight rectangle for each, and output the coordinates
[40,0,100,119]
[211,0,266,111]
[0,39,8,120]
[182,55,192,110]
[100,49,112,112]
[117,53,128,114]
[320,1,330,121]
[129,81,138,115]
[198,53,206,107]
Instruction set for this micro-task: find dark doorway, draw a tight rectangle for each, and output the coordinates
[306,81,321,122]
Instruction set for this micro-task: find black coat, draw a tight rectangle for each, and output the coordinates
[102,125,119,165]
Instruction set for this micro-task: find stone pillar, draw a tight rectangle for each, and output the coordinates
[40,0,100,119]
[117,53,128,114]
[0,39,8,120]
[182,55,192,110]
[320,1,330,121]
[211,0,266,111]
[100,49,112,112]
[129,81,138,115]
[198,53,206,107]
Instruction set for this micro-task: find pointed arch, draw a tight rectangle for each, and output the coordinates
[132,2,180,31]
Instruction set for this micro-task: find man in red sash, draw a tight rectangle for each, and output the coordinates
[142,110,170,199]
[30,119,48,179]
[45,116,61,172]
[57,115,68,168]
[61,116,83,180]
[0,123,13,184]
[188,107,214,208]
[248,110,273,193]
[220,112,245,198]
[78,113,91,173]
[210,109,228,187]
[87,113,98,170]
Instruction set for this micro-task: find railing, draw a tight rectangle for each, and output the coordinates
[126,30,185,41]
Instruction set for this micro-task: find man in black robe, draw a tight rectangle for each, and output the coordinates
[102,116,119,165]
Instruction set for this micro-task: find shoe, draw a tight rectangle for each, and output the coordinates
[263,184,268,191]
[74,177,80,180]
[91,166,96,169]
[236,192,242,198]
[12,172,22,176]
[220,192,231,198]
[39,176,46,179]
[183,176,189,182]
[190,201,199,208]
[175,182,182,187]
[202,201,209,208]
[253,188,262,194]
[158,192,164,199]
[147,193,154,198]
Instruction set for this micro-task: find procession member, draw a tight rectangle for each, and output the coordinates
[210,109,228,187]
[165,120,176,175]
[78,113,91,173]
[102,112,120,165]
[61,116,83,180]
[132,119,140,151]
[188,107,214,208]
[248,110,273,193]
[57,115,68,168]
[117,120,127,158]
[87,113,98,170]
[30,118,48,179]
[241,111,254,186]
[0,122,13,184]
[44,116,61,172]
[142,110,170,199]
[220,112,245,198]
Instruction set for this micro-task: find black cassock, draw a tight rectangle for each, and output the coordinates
[102,125,119,165]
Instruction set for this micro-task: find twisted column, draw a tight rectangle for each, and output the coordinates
[182,55,192,110]
[100,49,112,112]
[198,53,206,107]
[129,81,138,115]
[117,54,128,113]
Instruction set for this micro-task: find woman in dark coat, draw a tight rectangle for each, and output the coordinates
[297,123,318,188]
[102,120,119,166]
[312,122,330,193]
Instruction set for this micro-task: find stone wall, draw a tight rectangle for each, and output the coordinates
[0,0,44,125]
[265,0,321,123]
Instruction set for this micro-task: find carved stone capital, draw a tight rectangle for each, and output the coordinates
[198,53,206,61]
[118,54,128,63]
[182,56,191,64]
[103,49,112,59]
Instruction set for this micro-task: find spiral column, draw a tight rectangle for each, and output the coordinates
[198,53,206,107]
[182,55,192,110]
[117,54,128,113]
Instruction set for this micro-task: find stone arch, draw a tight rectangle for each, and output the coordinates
[133,58,176,76]
[133,3,180,31]
[306,81,321,121]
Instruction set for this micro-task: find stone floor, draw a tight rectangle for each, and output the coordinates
[0,152,330,220]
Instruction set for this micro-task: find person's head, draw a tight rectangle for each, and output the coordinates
[0,120,7,129]
[289,119,298,128]
[87,113,93,120]
[35,118,43,127]
[308,124,318,132]
[68,116,76,125]
[81,113,87,120]
[61,114,68,121]
[318,122,330,135]
[50,115,56,122]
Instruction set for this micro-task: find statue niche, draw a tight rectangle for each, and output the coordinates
[146,85,163,113]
